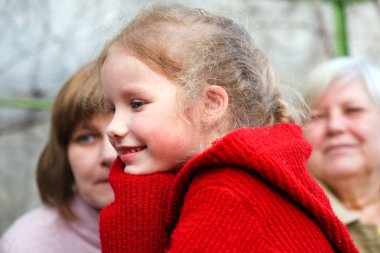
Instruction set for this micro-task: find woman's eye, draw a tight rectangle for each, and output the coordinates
[131,99,145,109]
[309,112,325,122]
[76,134,96,144]
[345,107,363,114]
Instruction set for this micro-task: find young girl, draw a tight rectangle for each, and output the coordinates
[99,4,358,252]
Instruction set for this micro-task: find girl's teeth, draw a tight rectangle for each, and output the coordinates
[126,147,143,154]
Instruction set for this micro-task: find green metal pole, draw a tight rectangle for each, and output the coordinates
[0,98,52,110]
[332,0,350,56]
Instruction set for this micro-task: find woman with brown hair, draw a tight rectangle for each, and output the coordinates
[0,61,116,253]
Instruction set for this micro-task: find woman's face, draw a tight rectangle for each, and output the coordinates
[68,113,116,210]
[303,78,380,184]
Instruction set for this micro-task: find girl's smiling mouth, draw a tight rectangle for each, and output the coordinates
[117,146,147,163]
[121,146,146,154]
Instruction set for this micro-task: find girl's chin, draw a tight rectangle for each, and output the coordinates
[123,165,159,175]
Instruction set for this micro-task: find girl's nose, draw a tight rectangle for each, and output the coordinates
[106,112,129,144]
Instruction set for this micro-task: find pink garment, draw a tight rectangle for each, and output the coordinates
[0,195,100,253]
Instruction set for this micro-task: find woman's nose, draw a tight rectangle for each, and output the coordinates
[326,110,346,136]
[100,136,117,168]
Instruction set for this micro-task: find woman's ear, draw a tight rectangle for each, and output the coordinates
[202,85,229,126]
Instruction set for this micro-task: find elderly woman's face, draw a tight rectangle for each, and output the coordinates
[68,113,116,210]
[303,78,380,184]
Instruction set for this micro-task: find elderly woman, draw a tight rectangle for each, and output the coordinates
[0,62,116,253]
[301,57,380,253]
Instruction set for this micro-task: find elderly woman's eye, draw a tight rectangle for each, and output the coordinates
[309,112,325,122]
[345,107,363,114]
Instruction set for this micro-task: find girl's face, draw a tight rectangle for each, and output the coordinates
[68,113,116,210]
[303,78,380,184]
[101,48,203,175]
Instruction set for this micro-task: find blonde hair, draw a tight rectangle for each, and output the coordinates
[99,4,293,130]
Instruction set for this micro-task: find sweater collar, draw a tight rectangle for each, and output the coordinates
[177,123,315,195]
[317,181,359,225]
[167,123,338,242]
[67,195,100,249]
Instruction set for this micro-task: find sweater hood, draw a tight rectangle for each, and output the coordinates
[167,122,356,252]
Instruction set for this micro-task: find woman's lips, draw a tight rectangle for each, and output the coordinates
[97,179,109,184]
[324,144,355,155]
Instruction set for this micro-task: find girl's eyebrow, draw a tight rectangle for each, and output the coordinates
[121,85,151,97]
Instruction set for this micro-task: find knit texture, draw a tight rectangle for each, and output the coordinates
[99,160,176,253]
[100,123,358,252]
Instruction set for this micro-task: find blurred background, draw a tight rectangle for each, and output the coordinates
[1,0,379,235]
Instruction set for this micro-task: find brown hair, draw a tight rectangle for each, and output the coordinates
[37,61,106,219]
[99,4,291,131]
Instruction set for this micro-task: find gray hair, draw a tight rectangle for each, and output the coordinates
[301,57,380,110]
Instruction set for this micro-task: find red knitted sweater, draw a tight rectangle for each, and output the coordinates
[100,123,358,253]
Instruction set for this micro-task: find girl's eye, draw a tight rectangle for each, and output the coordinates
[131,99,145,109]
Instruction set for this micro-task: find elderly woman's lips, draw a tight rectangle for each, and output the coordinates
[324,144,355,154]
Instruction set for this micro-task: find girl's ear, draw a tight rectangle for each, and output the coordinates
[202,85,229,126]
